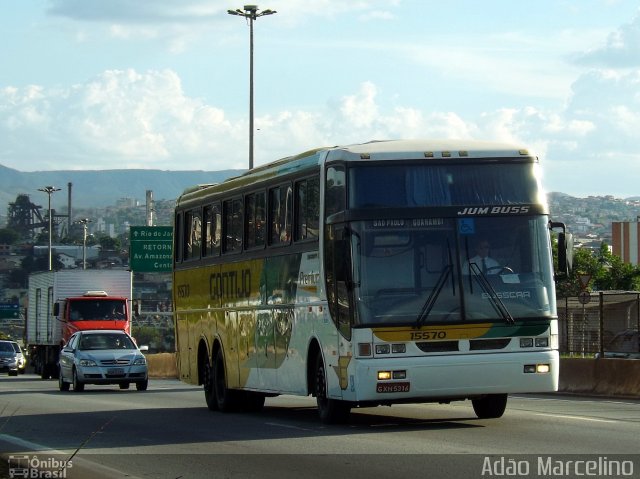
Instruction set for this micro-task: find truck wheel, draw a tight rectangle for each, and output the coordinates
[58,369,69,391]
[472,394,508,419]
[315,354,350,424]
[72,368,85,392]
[213,348,237,412]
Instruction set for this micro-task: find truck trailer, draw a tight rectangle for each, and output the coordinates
[27,270,133,379]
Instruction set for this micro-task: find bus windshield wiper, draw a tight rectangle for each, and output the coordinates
[469,263,515,324]
[416,264,452,327]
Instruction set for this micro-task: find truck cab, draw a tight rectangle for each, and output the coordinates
[55,291,131,345]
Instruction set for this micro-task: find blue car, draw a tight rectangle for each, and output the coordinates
[58,330,149,392]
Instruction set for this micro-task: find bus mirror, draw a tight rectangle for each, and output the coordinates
[550,221,572,279]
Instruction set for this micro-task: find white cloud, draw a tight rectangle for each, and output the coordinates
[574,13,640,67]
[1,64,640,196]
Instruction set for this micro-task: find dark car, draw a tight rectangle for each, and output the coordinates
[58,330,149,392]
[0,340,19,376]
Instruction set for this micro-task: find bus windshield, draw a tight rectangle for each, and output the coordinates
[350,215,555,326]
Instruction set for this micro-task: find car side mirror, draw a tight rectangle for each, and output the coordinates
[139,345,149,352]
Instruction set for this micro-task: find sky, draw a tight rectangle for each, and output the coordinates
[1,0,640,198]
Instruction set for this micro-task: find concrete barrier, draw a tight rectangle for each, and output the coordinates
[147,352,178,378]
[559,358,640,398]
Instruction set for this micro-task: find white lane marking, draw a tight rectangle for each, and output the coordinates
[533,413,618,423]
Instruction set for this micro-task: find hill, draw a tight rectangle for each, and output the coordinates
[0,164,244,209]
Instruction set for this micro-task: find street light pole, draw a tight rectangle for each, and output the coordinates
[38,186,61,271]
[75,218,92,270]
[228,5,277,170]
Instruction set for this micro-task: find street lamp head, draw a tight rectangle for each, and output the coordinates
[38,186,61,194]
[259,9,276,16]
[244,4,258,12]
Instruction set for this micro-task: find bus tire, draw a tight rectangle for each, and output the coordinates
[214,349,237,412]
[315,354,350,424]
[204,360,218,411]
[472,394,507,419]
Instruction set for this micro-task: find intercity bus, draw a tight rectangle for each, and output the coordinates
[172,139,571,423]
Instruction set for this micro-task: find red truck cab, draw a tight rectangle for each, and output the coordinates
[55,291,131,345]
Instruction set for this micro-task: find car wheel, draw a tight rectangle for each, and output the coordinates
[58,369,70,391]
[136,380,148,391]
[72,368,85,392]
[8,370,18,377]
[119,382,130,390]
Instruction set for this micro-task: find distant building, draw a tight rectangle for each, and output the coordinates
[612,221,640,266]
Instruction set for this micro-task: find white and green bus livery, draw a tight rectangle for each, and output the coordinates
[173,139,571,423]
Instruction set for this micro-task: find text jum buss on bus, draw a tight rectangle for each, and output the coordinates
[172,139,571,423]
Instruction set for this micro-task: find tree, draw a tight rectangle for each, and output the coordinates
[99,235,121,251]
[0,228,20,245]
[556,242,640,297]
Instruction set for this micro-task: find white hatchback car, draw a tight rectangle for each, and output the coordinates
[58,330,148,392]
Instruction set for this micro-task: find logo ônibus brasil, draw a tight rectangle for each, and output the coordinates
[8,455,73,479]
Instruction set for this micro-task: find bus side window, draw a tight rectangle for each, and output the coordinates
[185,208,202,260]
[203,203,221,257]
[269,184,292,245]
[295,177,320,241]
[325,165,345,218]
[223,198,243,253]
[246,191,266,249]
[174,213,182,263]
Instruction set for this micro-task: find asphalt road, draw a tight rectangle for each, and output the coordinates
[0,375,639,478]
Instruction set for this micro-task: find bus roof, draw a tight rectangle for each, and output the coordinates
[176,139,536,205]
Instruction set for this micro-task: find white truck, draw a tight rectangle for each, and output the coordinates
[27,270,133,379]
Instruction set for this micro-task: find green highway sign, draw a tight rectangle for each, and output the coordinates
[0,302,19,319]
[129,226,173,273]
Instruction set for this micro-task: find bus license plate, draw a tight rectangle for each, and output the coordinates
[107,368,124,375]
[376,382,410,393]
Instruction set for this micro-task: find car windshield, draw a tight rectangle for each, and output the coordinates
[11,343,21,353]
[78,334,136,351]
[0,342,15,353]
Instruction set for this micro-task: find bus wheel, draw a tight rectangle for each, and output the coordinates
[214,349,237,412]
[472,394,508,419]
[315,354,350,424]
[204,360,218,411]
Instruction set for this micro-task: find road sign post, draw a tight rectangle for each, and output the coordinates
[129,226,173,273]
